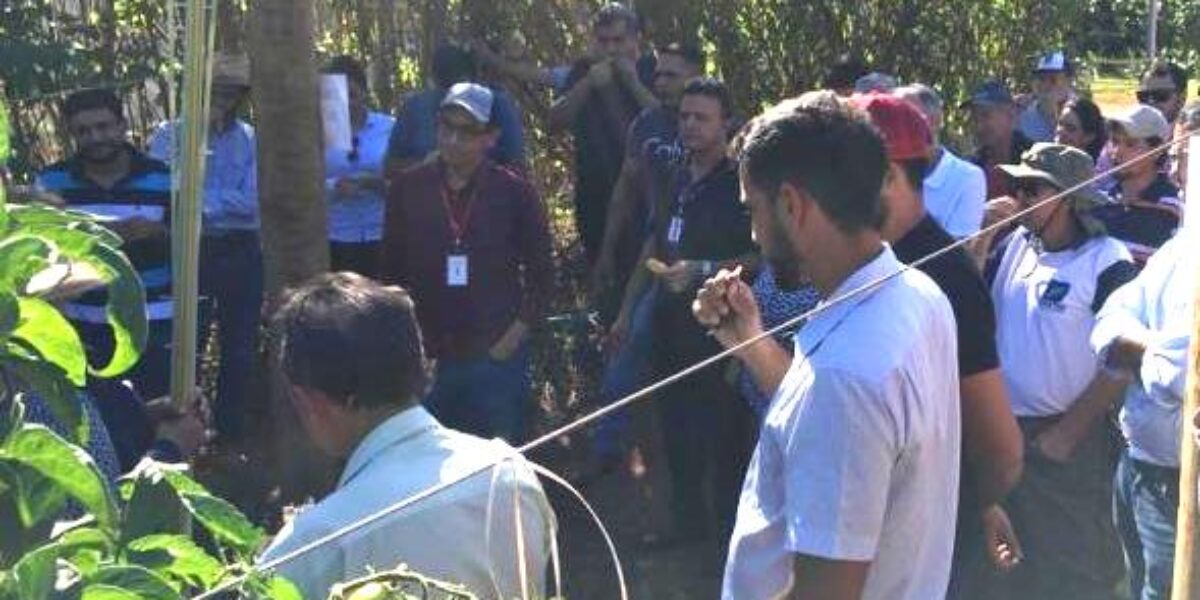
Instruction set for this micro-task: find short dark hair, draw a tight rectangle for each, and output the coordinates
[682,77,733,118]
[1143,60,1189,95]
[825,53,868,91]
[324,55,368,91]
[593,3,640,33]
[1063,97,1107,160]
[63,88,124,122]
[273,272,428,409]
[657,42,705,70]
[736,106,887,233]
[432,43,477,90]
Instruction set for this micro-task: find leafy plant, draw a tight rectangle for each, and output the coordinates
[0,99,297,599]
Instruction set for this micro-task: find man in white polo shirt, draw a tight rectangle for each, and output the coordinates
[696,105,960,600]
[1092,226,1197,599]
[977,143,1137,599]
[896,83,988,238]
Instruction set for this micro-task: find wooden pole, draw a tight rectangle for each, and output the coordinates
[169,0,216,406]
[1172,134,1200,599]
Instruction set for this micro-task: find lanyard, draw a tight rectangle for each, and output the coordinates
[441,179,478,248]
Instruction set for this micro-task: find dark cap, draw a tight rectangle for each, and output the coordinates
[960,79,1014,110]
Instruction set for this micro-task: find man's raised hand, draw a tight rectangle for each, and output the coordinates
[692,267,764,352]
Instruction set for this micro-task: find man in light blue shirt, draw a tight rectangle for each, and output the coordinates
[322,55,395,278]
[147,52,262,442]
[1092,227,1197,599]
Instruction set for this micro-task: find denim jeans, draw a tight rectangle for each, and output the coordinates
[592,286,658,459]
[424,344,531,444]
[1115,450,1179,600]
[200,231,264,440]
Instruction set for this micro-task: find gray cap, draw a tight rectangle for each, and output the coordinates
[1108,104,1171,141]
[439,82,494,125]
[998,142,1108,235]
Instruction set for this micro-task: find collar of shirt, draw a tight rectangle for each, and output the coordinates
[338,406,440,488]
[924,146,956,189]
[66,145,164,190]
[796,245,902,357]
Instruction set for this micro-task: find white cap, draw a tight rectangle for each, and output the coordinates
[439,82,494,125]
[1034,51,1071,74]
[1108,104,1172,141]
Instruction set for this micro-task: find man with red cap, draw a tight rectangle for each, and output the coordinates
[847,93,1025,593]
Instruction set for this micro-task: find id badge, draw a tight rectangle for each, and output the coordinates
[446,254,469,287]
[667,215,684,245]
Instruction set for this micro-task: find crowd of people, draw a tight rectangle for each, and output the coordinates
[10,1,1200,598]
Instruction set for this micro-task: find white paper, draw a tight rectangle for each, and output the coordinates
[320,74,352,152]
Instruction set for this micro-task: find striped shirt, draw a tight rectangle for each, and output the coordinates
[35,147,173,322]
[1096,174,1182,267]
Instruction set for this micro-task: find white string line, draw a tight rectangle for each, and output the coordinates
[193,130,1197,599]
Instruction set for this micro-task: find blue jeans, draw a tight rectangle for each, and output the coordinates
[1115,450,1179,600]
[424,344,531,444]
[592,286,658,459]
[200,231,264,439]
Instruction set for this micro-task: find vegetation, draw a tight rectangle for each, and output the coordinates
[0,101,297,599]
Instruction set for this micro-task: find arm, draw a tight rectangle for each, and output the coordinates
[613,58,659,111]
[790,556,870,600]
[594,156,642,285]
[693,268,791,395]
[548,67,594,131]
[492,92,528,170]
[960,368,1023,505]
[1033,370,1130,462]
[377,174,407,286]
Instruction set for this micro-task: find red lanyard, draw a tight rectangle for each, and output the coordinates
[441,180,478,248]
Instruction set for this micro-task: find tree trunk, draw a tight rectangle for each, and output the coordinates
[248,0,329,297]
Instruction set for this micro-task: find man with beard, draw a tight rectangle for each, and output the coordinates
[38,88,173,401]
[695,105,960,599]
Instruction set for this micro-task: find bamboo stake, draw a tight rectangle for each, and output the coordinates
[1172,135,1200,600]
[169,0,216,407]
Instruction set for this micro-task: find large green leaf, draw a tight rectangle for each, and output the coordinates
[6,224,146,377]
[12,296,87,386]
[83,565,180,600]
[6,205,122,249]
[0,235,53,295]
[125,534,223,591]
[119,462,191,543]
[79,584,146,600]
[0,460,66,530]
[53,526,113,577]
[177,492,263,556]
[5,358,87,444]
[0,424,118,532]
[11,537,57,600]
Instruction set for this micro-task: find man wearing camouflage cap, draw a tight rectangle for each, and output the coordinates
[967,143,1137,599]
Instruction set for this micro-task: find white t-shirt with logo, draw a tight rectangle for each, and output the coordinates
[723,247,961,600]
[990,229,1134,416]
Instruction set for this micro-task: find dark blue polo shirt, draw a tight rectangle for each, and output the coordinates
[1097,173,1181,267]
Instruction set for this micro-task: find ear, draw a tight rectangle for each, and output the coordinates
[290,383,336,423]
[777,180,809,230]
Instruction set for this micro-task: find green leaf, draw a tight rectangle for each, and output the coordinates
[178,492,263,556]
[0,424,118,532]
[262,575,304,600]
[120,465,190,542]
[0,291,19,337]
[83,565,181,600]
[1,223,146,377]
[5,205,122,248]
[6,359,87,444]
[11,539,57,600]
[54,526,113,577]
[0,235,53,294]
[0,460,66,530]
[80,584,145,600]
[125,534,223,590]
[13,296,87,386]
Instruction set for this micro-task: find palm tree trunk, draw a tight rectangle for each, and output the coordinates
[248,0,329,297]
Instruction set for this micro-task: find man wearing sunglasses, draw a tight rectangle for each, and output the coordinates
[981,143,1136,599]
[380,83,553,444]
[1137,61,1189,128]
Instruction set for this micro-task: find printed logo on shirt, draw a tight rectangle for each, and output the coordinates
[1037,279,1072,311]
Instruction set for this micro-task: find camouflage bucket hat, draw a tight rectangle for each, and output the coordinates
[997,142,1108,235]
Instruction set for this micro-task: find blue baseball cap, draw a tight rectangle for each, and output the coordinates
[439,82,494,125]
[959,79,1014,110]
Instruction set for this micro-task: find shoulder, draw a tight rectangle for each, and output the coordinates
[1082,235,1134,268]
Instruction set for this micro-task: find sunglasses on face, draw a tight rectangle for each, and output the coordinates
[1137,89,1175,104]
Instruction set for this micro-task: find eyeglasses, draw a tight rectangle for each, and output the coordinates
[1137,89,1176,104]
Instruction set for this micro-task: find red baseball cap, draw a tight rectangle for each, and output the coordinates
[849,92,934,161]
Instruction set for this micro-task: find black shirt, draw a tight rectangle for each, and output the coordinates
[894,214,1000,377]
